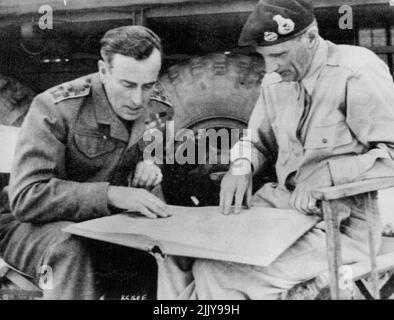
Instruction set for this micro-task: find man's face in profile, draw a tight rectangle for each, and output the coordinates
[99,48,162,121]
[255,36,311,82]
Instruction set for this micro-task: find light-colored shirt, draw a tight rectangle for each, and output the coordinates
[231,37,394,188]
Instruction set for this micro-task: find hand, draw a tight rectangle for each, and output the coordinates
[107,186,171,219]
[131,160,163,189]
[289,183,322,215]
[219,159,253,215]
[289,166,332,215]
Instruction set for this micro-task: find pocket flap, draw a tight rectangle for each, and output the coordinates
[304,121,352,149]
[74,132,116,158]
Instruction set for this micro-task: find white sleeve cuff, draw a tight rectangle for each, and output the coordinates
[230,140,265,173]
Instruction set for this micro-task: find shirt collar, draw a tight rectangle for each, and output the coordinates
[301,37,328,95]
[92,73,148,145]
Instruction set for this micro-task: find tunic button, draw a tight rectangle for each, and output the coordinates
[103,135,107,140]
[322,138,328,144]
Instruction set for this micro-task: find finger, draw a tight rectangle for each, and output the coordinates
[141,197,168,218]
[246,177,252,209]
[293,189,308,214]
[220,176,233,215]
[223,184,236,215]
[305,194,314,214]
[221,192,229,215]
[139,167,153,188]
[234,184,247,214]
[300,192,311,214]
[143,192,171,217]
[219,187,225,210]
[150,193,170,215]
[144,166,162,188]
[144,171,157,189]
[145,201,169,218]
[131,163,144,187]
[152,171,163,187]
[136,204,157,219]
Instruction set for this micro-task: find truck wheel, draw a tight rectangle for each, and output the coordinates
[0,75,36,127]
[160,53,265,131]
[159,53,270,206]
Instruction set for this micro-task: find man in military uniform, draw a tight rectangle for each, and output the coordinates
[0,26,173,299]
[158,0,394,299]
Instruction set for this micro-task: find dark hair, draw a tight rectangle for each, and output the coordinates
[100,25,162,66]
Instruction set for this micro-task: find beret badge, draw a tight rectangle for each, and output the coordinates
[264,32,278,42]
[273,15,295,35]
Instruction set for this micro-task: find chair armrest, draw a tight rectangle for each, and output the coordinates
[211,173,394,201]
[312,177,394,201]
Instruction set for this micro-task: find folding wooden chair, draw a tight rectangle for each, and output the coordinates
[312,178,394,299]
[211,171,394,300]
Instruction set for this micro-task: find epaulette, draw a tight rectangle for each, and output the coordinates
[49,76,92,103]
[150,81,173,108]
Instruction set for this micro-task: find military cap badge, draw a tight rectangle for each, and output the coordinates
[273,15,295,35]
[264,32,278,42]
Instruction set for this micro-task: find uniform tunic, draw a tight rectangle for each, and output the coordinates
[8,73,172,223]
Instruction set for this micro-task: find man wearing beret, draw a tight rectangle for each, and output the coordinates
[0,26,173,299]
[158,0,394,299]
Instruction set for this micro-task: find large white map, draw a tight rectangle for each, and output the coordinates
[64,205,320,267]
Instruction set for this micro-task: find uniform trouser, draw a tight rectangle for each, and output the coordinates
[157,183,383,300]
[0,214,157,300]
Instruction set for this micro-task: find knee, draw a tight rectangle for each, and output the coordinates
[43,233,91,268]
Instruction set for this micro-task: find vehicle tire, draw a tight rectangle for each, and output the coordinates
[160,53,265,131]
[159,53,272,206]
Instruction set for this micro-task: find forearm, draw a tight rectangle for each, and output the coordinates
[328,144,394,185]
[9,178,111,223]
[337,57,394,185]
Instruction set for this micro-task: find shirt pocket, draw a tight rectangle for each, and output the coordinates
[74,131,116,159]
[304,121,353,149]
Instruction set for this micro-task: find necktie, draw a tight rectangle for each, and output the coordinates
[296,83,312,144]
[285,83,312,190]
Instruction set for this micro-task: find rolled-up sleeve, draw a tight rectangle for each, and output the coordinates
[328,58,394,185]
[9,93,111,223]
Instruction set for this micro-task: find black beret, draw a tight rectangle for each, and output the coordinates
[238,0,315,47]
